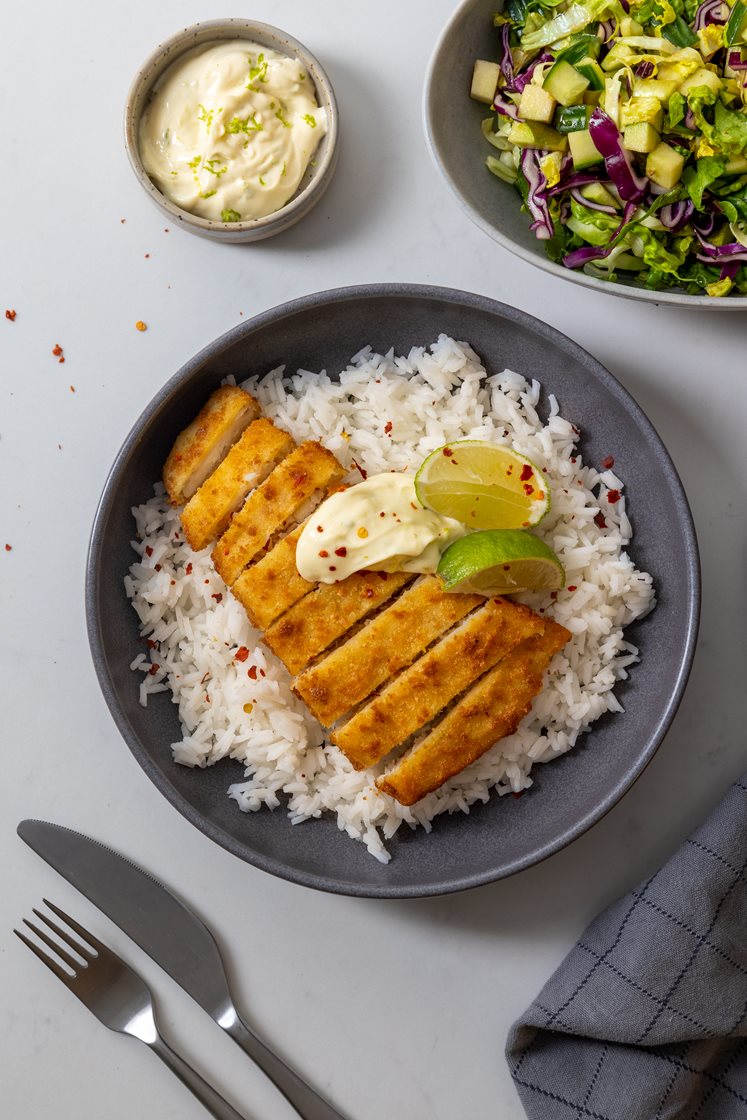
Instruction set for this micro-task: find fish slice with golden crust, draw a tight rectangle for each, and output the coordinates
[231,523,313,630]
[212,442,345,586]
[333,597,545,770]
[376,619,570,806]
[265,570,414,675]
[293,576,482,727]
[163,387,261,505]
[181,418,295,551]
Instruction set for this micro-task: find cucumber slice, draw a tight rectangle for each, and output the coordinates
[556,104,590,132]
[508,120,568,152]
[581,182,619,208]
[568,128,604,169]
[543,60,590,106]
[576,57,605,90]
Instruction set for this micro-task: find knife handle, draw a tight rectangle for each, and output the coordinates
[150,1034,248,1120]
[225,1011,347,1120]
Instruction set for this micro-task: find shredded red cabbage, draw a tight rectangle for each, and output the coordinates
[659,200,694,230]
[589,109,649,202]
[520,150,555,240]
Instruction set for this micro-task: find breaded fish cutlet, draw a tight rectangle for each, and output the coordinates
[163,386,261,506]
[376,619,571,806]
[332,597,545,770]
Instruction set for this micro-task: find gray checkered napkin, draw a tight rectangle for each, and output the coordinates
[506,775,747,1119]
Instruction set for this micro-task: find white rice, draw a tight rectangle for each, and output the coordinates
[126,335,655,863]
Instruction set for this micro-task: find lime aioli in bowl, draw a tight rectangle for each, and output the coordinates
[296,473,466,584]
[139,41,326,224]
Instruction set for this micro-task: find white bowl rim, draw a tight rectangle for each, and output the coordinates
[124,18,339,235]
[423,0,747,311]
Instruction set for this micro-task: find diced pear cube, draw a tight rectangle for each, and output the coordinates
[471,60,501,104]
[679,67,722,96]
[518,83,557,123]
[623,121,660,153]
[621,97,664,131]
[646,142,685,189]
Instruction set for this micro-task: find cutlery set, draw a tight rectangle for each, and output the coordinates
[15,820,346,1120]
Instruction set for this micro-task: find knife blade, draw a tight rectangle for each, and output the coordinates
[17,819,346,1120]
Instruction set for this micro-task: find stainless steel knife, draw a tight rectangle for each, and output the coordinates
[17,819,347,1120]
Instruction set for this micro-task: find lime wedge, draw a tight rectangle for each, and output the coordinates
[415,440,550,530]
[437,530,564,596]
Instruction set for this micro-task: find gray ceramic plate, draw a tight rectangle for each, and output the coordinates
[424,0,747,310]
[86,284,700,898]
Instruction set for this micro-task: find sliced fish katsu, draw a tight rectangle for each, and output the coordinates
[333,597,545,770]
[181,418,295,551]
[212,441,345,586]
[231,523,313,630]
[376,619,571,806]
[163,387,261,505]
[265,570,414,675]
[294,576,482,727]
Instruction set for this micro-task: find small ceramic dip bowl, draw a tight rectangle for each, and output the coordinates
[124,19,339,242]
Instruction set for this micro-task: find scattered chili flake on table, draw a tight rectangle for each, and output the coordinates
[5,309,16,321]
[602,456,615,470]
[594,511,607,529]
[4,543,12,552]
[135,320,147,332]
[607,489,621,505]
[69,385,75,393]
[164,228,169,233]
[52,343,65,363]
[234,646,249,662]
[120,218,126,224]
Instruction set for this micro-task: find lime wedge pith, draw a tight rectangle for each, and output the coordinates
[437,529,564,596]
[415,440,550,530]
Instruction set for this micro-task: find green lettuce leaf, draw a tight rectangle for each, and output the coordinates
[668,91,687,129]
[682,155,727,207]
[521,0,625,48]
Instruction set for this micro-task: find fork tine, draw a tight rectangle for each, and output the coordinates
[42,899,104,956]
[24,916,84,972]
[32,908,94,963]
[14,927,73,984]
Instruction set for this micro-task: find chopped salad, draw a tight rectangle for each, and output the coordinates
[472,0,747,295]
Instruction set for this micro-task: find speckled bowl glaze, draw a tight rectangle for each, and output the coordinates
[424,0,747,310]
[124,19,338,242]
[86,285,700,898]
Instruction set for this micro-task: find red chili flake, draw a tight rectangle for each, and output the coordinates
[211,592,223,602]
[506,466,514,476]
[550,591,558,600]
[185,562,193,575]
[316,525,324,533]
[145,545,153,556]
[235,646,250,662]
[334,546,347,557]
[512,790,524,799]
[135,320,147,332]
[201,672,210,684]
[69,384,74,390]
[602,455,615,470]
[148,663,160,676]
[523,484,534,496]
[607,489,621,505]
[384,421,393,435]
[522,521,530,528]
[4,541,14,551]
[328,565,336,572]
[537,490,545,501]
[164,228,169,233]
[520,464,533,482]
[204,579,210,585]
[503,564,511,571]
[542,467,548,473]
[120,218,126,224]
[567,585,577,592]
[144,253,150,259]
[154,564,162,571]
[259,668,265,677]
[442,446,454,458]
[594,511,607,529]
[363,588,374,599]
[352,459,367,480]
[147,639,157,649]
[170,579,176,586]
[5,309,16,321]
[379,511,386,518]
[319,549,329,558]
[52,343,63,357]
[570,457,577,464]
[247,665,258,680]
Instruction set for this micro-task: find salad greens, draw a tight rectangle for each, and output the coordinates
[471,0,747,295]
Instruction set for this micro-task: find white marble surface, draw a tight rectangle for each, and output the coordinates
[1,1,745,1116]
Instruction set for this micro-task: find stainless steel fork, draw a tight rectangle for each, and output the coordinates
[14,900,247,1120]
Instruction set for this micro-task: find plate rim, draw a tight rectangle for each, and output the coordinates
[85,282,701,898]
